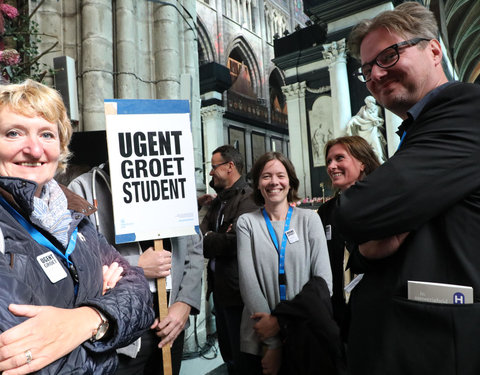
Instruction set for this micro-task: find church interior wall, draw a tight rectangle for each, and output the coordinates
[224,117,289,175]
[30,0,303,192]
[197,0,300,178]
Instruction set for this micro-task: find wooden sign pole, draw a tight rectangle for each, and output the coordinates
[154,239,172,375]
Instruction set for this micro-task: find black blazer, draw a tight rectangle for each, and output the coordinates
[335,82,480,375]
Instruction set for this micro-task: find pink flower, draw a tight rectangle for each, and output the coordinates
[0,4,19,19]
[0,49,20,65]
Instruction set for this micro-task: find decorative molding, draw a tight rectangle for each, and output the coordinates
[304,0,387,23]
[322,38,347,64]
[305,84,330,94]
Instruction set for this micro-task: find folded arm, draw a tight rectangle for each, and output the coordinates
[0,304,104,375]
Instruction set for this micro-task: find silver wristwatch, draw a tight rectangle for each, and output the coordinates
[90,308,109,342]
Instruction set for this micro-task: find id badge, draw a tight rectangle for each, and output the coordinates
[37,251,68,283]
[325,225,332,240]
[285,229,299,243]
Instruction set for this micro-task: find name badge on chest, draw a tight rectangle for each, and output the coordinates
[285,229,299,243]
[325,225,332,240]
[37,251,68,283]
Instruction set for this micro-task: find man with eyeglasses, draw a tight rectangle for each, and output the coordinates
[334,2,480,375]
[200,145,258,374]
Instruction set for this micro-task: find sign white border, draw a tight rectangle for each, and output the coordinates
[105,101,198,243]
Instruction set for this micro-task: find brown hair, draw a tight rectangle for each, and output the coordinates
[0,79,72,172]
[325,136,380,178]
[348,2,438,59]
[250,152,300,206]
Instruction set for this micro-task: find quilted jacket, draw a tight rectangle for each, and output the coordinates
[0,177,154,374]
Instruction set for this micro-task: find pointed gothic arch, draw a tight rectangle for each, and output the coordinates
[269,67,286,112]
[225,36,261,97]
[268,67,288,127]
[197,17,216,65]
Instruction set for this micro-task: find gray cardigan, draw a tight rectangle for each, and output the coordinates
[236,207,332,355]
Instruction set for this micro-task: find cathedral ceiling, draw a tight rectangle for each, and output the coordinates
[438,0,480,83]
[302,0,480,83]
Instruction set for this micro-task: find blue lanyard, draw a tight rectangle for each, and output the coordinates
[0,195,79,291]
[262,205,293,301]
[397,130,407,150]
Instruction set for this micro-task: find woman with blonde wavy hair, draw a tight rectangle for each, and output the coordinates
[0,79,154,374]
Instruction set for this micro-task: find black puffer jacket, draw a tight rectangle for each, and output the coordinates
[0,177,154,374]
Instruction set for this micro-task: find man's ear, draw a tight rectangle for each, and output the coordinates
[430,39,443,65]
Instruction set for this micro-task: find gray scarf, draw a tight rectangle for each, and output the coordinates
[30,180,73,247]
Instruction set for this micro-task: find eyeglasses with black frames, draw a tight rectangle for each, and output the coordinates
[211,161,230,170]
[353,38,431,83]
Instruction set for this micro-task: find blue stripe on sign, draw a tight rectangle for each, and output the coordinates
[115,233,137,244]
[104,99,190,114]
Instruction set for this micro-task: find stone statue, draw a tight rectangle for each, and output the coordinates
[312,127,333,167]
[347,96,387,162]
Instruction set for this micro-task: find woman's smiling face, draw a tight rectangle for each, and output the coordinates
[0,106,60,196]
[258,159,290,206]
[326,143,365,191]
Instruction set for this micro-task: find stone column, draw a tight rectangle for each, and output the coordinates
[81,0,114,131]
[115,0,137,98]
[137,1,155,98]
[237,0,242,25]
[269,11,274,41]
[323,39,351,137]
[282,82,311,198]
[266,9,275,43]
[181,0,204,189]
[33,0,63,87]
[242,0,247,26]
[225,0,231,18]
[200,104,226,194]
[385,110,403,157]
[247,0,252,30]
[216,1,226,64]
[263,6,268,40]
[244,128,253,172]
[153,3,180,99]
[233,0,238,22]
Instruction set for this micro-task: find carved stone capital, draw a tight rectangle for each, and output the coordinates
[322,38,347,65]
[200,105,226,120]
[281,81,306,99]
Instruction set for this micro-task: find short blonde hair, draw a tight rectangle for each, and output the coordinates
[348,2,438,60]
[0,79,72,172]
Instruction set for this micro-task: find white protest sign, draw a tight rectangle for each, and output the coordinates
[104,99,199,243]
